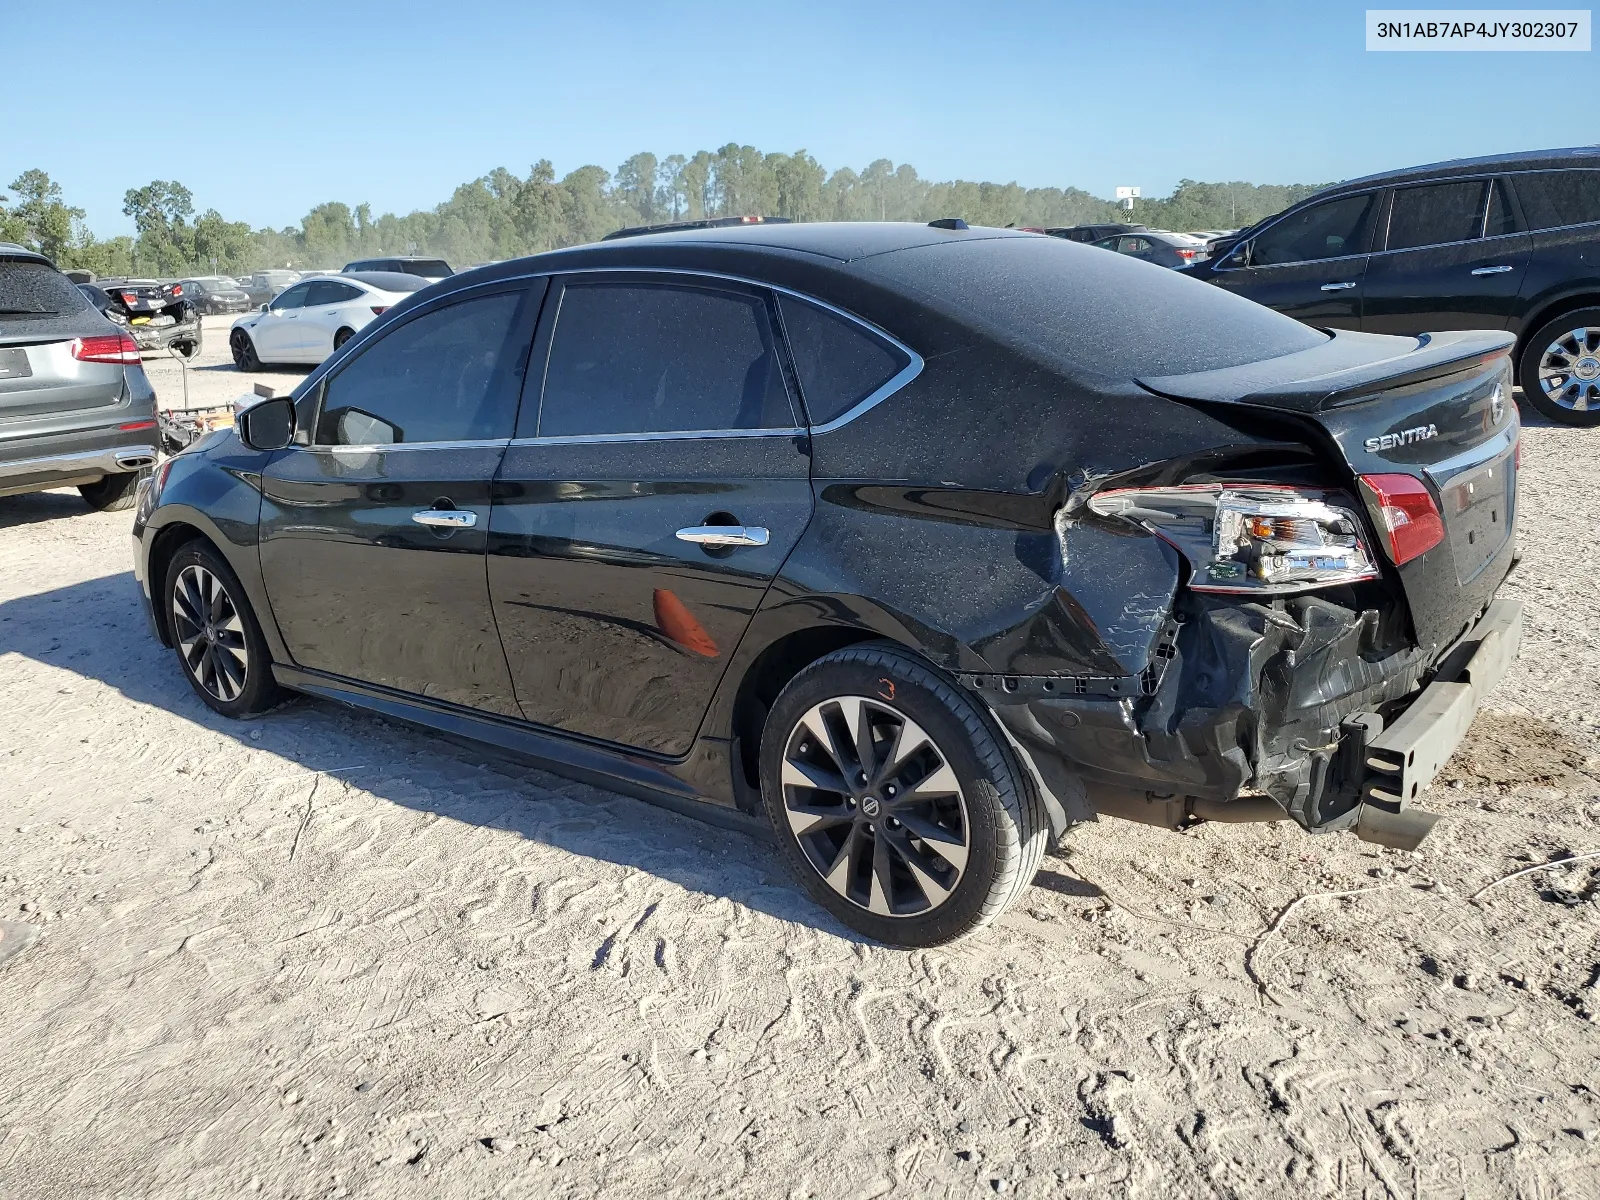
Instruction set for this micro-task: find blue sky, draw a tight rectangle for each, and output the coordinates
[4,0,1593,236]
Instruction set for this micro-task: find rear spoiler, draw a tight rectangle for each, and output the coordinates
[1138,329,1515,413]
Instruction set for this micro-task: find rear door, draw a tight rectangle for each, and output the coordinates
[1208,191,1380,328]
[298,279,367,360]
[1361,177,1532,335]
[258,281,542,714]
[488,273,813,755]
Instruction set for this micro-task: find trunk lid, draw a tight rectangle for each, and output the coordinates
[1139,329,1519,659]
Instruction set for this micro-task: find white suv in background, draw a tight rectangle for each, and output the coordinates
[228,272,425,368]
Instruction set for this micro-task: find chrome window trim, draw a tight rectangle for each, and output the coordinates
[509,427,805,448]
[298,438,513,454]
[496,264,926,438]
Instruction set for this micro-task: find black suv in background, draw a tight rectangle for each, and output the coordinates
[1,245,159,511]
[1185,147,1600,424]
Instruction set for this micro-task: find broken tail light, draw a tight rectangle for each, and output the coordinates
[1357,473,1445,565]
[1087,484,1379,594]
[71,333,142,364]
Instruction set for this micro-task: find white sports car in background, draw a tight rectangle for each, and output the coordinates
[228,271,426,368]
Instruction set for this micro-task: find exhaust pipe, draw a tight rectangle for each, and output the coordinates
[116,450,157,469]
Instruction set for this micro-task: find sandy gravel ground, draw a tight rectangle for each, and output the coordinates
[1,330,1597,1198]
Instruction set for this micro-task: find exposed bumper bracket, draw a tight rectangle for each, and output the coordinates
[1353,597,1523,849]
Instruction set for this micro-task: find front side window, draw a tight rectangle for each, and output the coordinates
[270,282,311,311]
[315,290,526,446]
[535,280,794,437]
[1512,169,1600,231]
[1386,180,1487,250]
[1251,193,1377,266]
[778,295,907,426]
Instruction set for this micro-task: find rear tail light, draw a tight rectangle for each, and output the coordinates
[118,419,157,432]
[1174,247,1197,260]
[1357,474,1445,565]
[121,292,139,305]
[370,306,388,315]
[71,333,142,364]
[1086,483,1379,593]
[169,284,183,296]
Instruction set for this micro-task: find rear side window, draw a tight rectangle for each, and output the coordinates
[0,260,90,317]
[1386,180,1487,250]
[1512,169,1600,231]
[536,281,794,437]
[1252,193,1377,265]
[778,295,907,426]
[305,281,361,305]
[316,290,526,445]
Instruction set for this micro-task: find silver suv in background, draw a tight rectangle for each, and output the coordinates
[0,244,159,512]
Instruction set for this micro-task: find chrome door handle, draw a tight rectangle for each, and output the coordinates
[412,508,477,528]
[676,525,769,547]
[1471,265,1515,275]
[1320,282,1357,291]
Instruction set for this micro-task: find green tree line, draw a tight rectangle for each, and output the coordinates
[0,148,1328,277]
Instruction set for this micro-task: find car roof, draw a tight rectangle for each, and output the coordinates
[338,270,429,292]
[1316,144,1600,198]
[0,243,54,266]
[553,220,1035,265]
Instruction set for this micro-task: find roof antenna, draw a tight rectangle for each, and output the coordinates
[927,218,968,230]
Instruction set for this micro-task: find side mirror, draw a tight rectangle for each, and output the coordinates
[237,395,296,451]
[1224,241,1251,268]
[259,302,270,312]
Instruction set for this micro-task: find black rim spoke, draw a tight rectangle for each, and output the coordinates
[171,565,249,704]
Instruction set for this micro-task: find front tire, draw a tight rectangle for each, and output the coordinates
[230,328,262,371]
[1518,307,1600,426]
[164,540,285,718]
[79,468,148,512]
[759,643,1047,946]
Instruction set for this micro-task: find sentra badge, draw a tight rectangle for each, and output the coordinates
[1364,424,1438,453]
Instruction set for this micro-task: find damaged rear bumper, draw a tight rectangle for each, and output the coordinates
[1352,597,1521,848]
[971,594,1521,850]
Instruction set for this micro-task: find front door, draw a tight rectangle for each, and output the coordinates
[252,280,312,361]
[259,281,542,715]
[488,274,814,756]
[1207,190,1382,329]
[1362,178,1533,335]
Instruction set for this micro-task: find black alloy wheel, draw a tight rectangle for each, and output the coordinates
[333,327,354,351]
[230,328,261,371]
[760,643,1048,946]
[164,541,284,717]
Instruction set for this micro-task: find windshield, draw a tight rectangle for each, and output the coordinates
[0,259,90,316]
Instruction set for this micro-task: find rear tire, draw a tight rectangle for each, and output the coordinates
[230,329,262,371]
[163,540,285,718]
[79,468,148,513]
[758,643,1047,946]
[333,327,354,352]
[1518,307,1600,426]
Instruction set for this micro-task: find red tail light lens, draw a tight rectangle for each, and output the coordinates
[121,292,139,305]
[1174,248,1196,260]
[369,306,388,315]
[119,419,157,431]
[71,333,142,364]
[1358,474,1444,565]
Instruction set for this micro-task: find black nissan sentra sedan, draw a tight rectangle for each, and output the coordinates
[133,222,1522,945]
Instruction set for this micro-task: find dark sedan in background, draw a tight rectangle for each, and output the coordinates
[1091,228,1210,268]
[179,276,254,315]
[135,222,1520,945]
[1184,146,1600,425]
[77,279,201,358]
